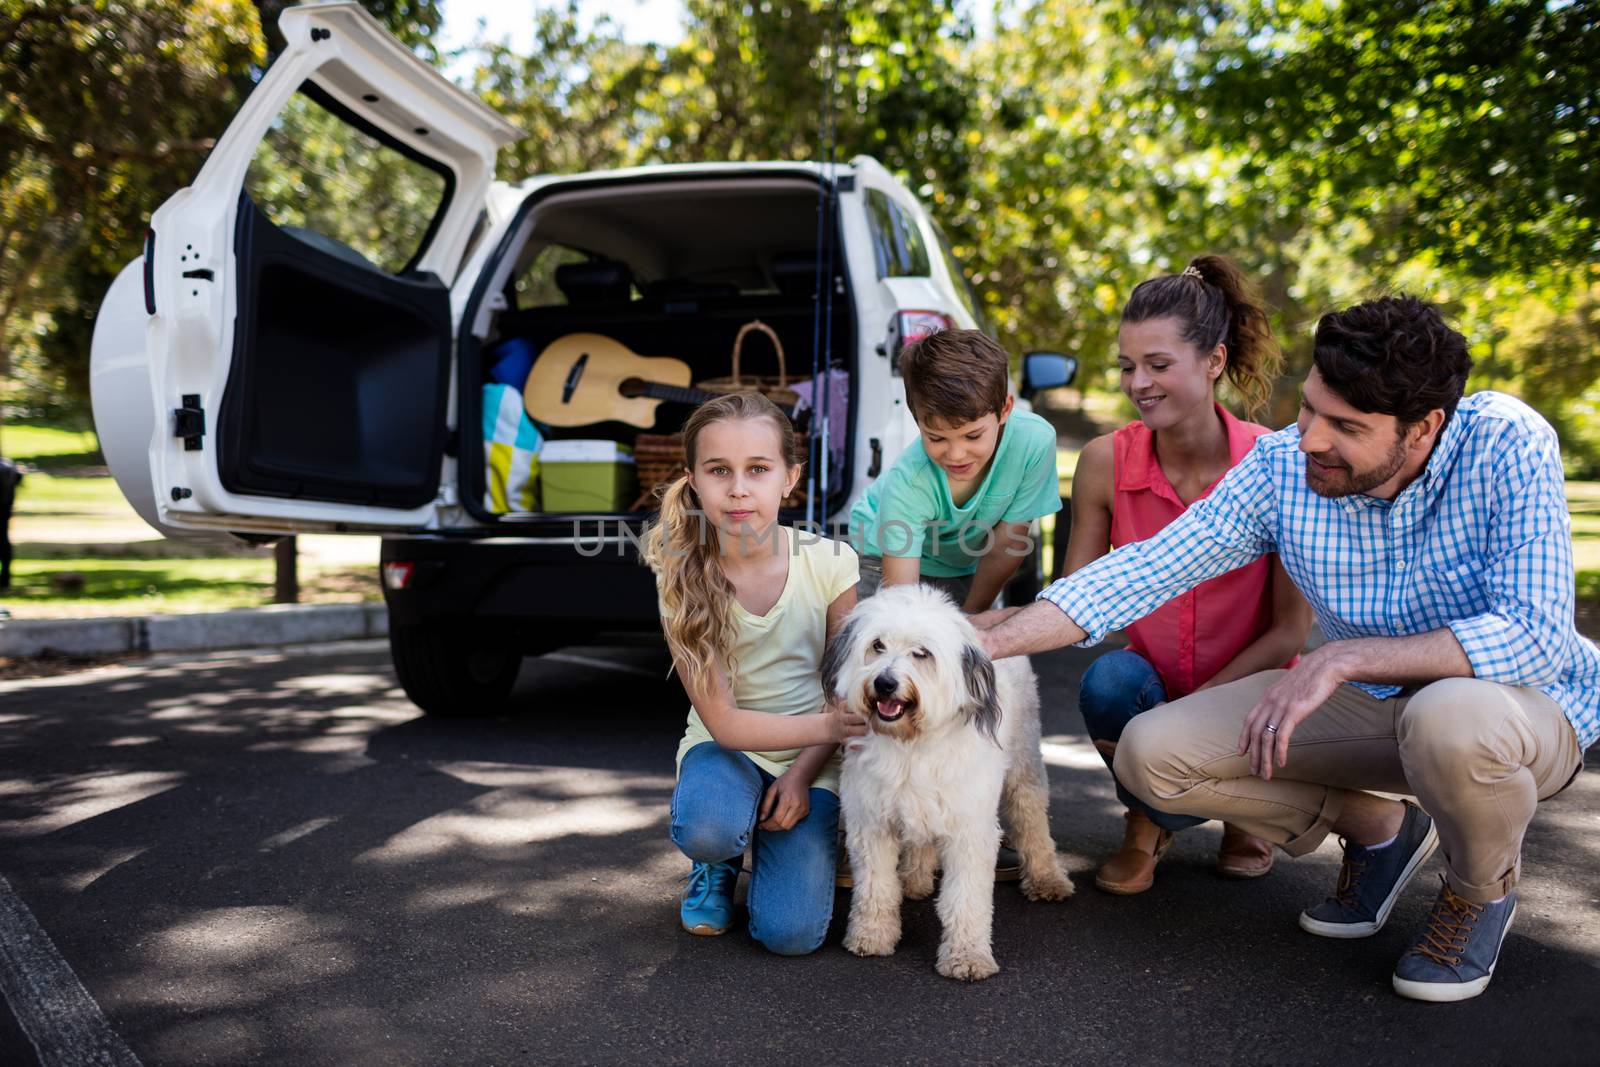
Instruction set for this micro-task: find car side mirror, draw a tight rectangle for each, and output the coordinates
[1020,351,1077,400]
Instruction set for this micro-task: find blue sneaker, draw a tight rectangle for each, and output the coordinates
[1393,879,1517,1002]
[1299,800,1437,939]
[680,860,738,936]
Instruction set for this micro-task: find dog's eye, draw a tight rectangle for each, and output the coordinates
[910,647,930,659]
[870,638,886,654]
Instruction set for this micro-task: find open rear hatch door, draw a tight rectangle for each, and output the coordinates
[90,1,519,539]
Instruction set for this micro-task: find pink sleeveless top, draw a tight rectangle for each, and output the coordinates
[1110,405,1291,698]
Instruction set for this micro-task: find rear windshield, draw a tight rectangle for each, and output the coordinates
[515,244,598,305]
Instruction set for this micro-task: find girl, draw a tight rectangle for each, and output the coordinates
[641,391,866,954]
[1065,254,1314,894]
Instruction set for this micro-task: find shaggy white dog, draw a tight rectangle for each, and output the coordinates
[823,583,1073,981]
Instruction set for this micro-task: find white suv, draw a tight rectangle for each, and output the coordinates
[90,2,1075,714]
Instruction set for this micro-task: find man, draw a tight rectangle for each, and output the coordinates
[979,295,1595,1002]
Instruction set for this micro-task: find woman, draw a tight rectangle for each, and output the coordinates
[1066,254,1313,894]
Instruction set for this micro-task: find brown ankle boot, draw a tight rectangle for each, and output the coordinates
[1094,810,1174,895]
[1216,822,1276,879]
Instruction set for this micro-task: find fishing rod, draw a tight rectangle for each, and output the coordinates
[806,20,839,528]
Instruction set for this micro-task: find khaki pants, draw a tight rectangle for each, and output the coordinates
[1113,672,1584,903]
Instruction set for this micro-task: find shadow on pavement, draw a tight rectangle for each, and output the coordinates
[0,641,1594,1065]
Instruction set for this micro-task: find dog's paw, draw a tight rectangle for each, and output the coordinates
[843,921,900,957]
[936,946,999,982]
[1021,860,1075,902]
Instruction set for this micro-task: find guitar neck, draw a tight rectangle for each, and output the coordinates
[632,381,721,407]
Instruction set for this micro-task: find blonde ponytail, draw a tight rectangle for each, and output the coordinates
[642,474,740,695]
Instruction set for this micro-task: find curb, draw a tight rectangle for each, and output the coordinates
[0,602,389,658]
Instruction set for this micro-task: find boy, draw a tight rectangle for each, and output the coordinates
[850,329,1061,612]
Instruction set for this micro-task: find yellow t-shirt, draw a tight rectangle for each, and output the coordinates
[659,528,860,794]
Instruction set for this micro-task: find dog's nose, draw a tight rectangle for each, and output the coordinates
[872,672,897,697]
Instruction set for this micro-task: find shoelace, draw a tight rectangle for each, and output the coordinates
[1329,837,1373,908]
[1410,877,1483,967]
[681,862,736,908]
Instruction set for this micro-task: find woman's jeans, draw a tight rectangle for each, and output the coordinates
[1078,649,1206,832]
[670,741,840,956]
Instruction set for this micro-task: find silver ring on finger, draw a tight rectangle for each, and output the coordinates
[1264,723,1279,733]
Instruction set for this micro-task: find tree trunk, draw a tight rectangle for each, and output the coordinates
[273,536,298,604]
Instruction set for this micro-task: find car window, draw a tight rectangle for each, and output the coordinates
[932,221,992,335]
[243,85,452,275]
[513,243,594,306]
[864,188,932,278]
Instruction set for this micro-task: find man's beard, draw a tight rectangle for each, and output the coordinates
[1304,432,1408,498]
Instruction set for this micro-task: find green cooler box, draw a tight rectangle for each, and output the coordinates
[538,440,637,512]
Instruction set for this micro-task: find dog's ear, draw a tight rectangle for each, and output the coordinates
[820,616,860,702]
[960,642,1002,745]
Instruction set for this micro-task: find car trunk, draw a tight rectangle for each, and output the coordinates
[459,172,856,528]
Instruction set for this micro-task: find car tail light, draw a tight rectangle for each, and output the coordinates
[897,310,956,348]
[383,561,415,590]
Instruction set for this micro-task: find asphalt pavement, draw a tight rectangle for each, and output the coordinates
[0,639,1596,1066]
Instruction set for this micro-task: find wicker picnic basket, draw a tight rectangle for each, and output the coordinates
[632,433,688,510]
[629,319,809,510]
[693,319,801,408]
[629,430,810,512]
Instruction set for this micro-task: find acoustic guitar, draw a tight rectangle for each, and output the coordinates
[523,333,722,428]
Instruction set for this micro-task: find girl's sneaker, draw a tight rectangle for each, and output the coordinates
[680,860,739,935]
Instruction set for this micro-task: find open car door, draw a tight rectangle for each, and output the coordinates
[90,1,520,539]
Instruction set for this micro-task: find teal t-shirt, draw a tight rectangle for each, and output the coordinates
[848,409,1062,577]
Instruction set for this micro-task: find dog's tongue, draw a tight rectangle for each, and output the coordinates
[876,699,906,721]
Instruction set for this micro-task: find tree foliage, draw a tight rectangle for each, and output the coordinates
[1128,0,1598,280]
[0,0,264,416]
[0,0,439,421]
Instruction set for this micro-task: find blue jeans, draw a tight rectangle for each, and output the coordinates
[670,741,840,956]
[1078,649,1206,832]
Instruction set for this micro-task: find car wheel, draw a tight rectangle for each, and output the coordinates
[388,621,520,717]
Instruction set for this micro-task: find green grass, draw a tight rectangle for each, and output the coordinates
[1,422,102,467]
[1568,480,1599,565]
[3,557,379,618]
[13,470,130,514]
[0,425,379,618]
[10,470,154,547]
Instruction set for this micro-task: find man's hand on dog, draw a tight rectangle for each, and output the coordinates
[759,771,811,831]
[1237,647,1345,779]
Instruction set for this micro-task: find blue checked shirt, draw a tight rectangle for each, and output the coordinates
[1042,392,1600,751]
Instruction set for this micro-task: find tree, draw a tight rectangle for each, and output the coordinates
[0,0,265,418]
[1129,0,1599,280]
[253,0,440,59]
[0,0,444,423]
[1120,0,1600,461]
[465,1,662,180]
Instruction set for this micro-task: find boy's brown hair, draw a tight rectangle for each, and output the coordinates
[897,328,1011,427]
